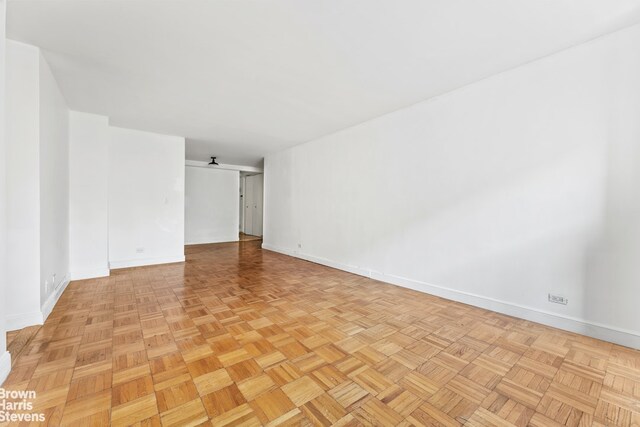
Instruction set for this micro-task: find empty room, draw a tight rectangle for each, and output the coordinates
[0,0,639,426]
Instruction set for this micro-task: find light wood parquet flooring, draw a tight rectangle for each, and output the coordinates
[1,241,639,426]
[6,326,41,367]
[239,233,262,242]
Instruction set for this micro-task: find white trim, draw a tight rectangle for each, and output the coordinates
[262,243,640,349]
[6,311,43,331]
[109,255,185,269]
[70,268,110,281]
[6,275,75,331]
[185,236,240,245]
[0,352,11,386]
[41,274,71,322]
[186,160,263,173]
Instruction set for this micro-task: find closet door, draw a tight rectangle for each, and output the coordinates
[244,176,254,235]
[251,174,263,236]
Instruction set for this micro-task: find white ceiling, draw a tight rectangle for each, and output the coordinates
[7,0,640,166]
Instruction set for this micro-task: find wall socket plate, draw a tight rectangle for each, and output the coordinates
[548,294,568,305]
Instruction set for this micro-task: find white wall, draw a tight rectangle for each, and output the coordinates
[39,51,70,313]
[264,24,640,348]
[185,166,239,244]
[0,0,11,383]
[5,40,41,328]
[4,40,72,329]
[69,112,109,279]
[109,126,185,268]
[2,42,188,356]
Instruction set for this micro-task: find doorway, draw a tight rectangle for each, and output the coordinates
[240,173,263,237]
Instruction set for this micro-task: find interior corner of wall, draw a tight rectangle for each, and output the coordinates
[41,274,71,322]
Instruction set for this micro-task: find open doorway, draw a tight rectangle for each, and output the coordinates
[239,173,263,239]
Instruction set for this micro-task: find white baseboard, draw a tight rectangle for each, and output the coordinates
[6,274,73,331]
[185,235,240,245]
[6,275,71,330]
[109,255,185,269]
[0,351,11,386]
[41,274,71,322]
[262,243,640,349]
[6,311,44,331]
[70,267,110,281]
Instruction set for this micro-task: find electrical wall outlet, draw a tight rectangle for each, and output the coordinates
[548,294,568,305]
[136,247,145,254]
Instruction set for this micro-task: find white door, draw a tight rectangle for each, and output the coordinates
[251,174,263,236]
[244,176,254,235]
[239,177,245,233]
[243,174,263,237]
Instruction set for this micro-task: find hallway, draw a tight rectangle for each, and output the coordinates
[3,242,639,426]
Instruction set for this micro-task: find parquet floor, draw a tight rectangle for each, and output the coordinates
[239,233,262,242]
[2,241,639,426]
[6,326,41,367]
